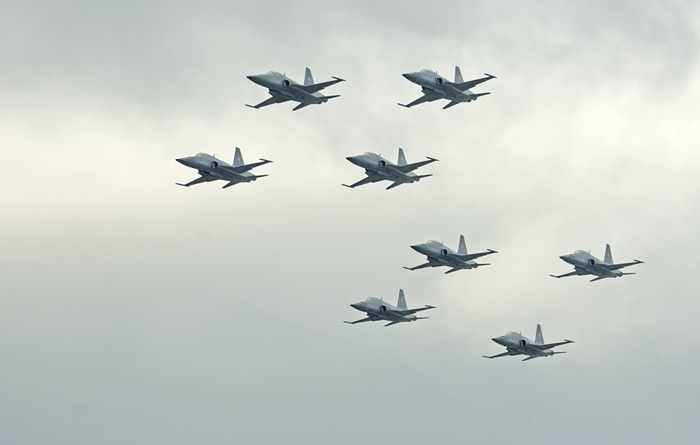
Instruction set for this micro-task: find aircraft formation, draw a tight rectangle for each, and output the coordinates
[176,66,644,362]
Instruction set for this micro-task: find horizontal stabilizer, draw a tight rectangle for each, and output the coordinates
[293,77,345,94]
[454,73,497,91]
[604,259,644,271]
[391,157,438,173]
[389,305,435,316]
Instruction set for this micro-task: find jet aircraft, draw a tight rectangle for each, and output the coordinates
[404,235,497,274]
[551,244,643,282]
[176,147,272,189]
[246,68,345,111]
[483,324,573,362]
[344,289,434,327]
[399,66,496,109]
[343,148,437,190]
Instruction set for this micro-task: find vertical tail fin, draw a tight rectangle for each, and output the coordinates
[397,148,407,166]
[397,289,407,310]
[458,235,468,255]
[304,68,314,86]
[454,66,464,83]
[535,324,544,344]
[604,244,613,264]
[233,147,244,166]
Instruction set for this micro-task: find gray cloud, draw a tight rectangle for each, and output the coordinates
[1,0,700,443]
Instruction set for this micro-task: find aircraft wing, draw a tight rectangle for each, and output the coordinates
[403,261,434,271]
[342,174,385,188]
[550,271,580,278]
[532,340,573,350]
[176,174,218,187]
[398,91,443,108]
[602,260,644,271]
[246,94,290,109]
[389,157,438,173]
[344,317,374,324]
[483,349,519,359]
[454,73,496,91]
[220,159,272,174]
[294,77,345,94]
[448,249,498,262]
[388,305,435,316]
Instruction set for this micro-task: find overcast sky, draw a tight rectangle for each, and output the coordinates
[2,1,700,443]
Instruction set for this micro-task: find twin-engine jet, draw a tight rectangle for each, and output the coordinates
[551,244,643,282]
[345,289,435,327]
[399,66,496,109]
[404,235,497,274]
[246,68,345,111]
[176,147,272,189]
[343,148,437,190]
[483,324,573,362]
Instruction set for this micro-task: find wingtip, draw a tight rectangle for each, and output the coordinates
[482,356,493,359]
[403,267,414,271]
[259,158,273,163]
[397,103,410,108]
[549,275,560,278]
[175,183,188,187]
[332,76,346,82]
[488,249,498,254]
[426,157,439,162]
[485,73,497,78]
[341,184,354,188]
[245,104,259,109]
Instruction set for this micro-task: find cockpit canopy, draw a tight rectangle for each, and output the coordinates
[574,250,588,255]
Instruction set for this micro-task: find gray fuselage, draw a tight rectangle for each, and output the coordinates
[411,240,479,270]
[346,152,423,184]
[247,71,330,104]
[491,332,556,358]
[176,153,258,183]
[350,298,419,324]
[403,70,479,103]
[560,250,624,278]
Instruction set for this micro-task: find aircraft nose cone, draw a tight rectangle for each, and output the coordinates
[410,245,421,252]
[346,156,360,165]
[403,72,420,83]
[350,303,361,310]
[176,157,188,165]
[246,75,264,86]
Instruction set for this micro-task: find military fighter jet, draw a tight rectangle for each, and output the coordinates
[551,244,643,282]
[483,324,573,362]
[399,66,496,109]
[176,147,272,189]
[246,68,345,111]
[404,235,497,274]
[345,289,434,327]
[343,148,437,190]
